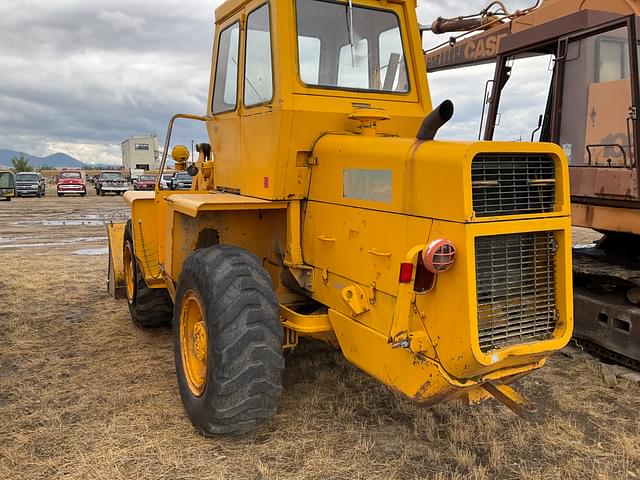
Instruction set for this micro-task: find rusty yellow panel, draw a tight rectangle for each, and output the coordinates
[302,201,433,296]
[414,216,573,380]
[166,208,287,289]
[107,222,126,299]
[124,191,164,287]
[327,308,545,402]
[166,192,288,217]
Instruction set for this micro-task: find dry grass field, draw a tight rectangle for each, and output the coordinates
[1,193,639,479]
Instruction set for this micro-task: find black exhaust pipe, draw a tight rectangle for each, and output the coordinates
[416,100,454,141]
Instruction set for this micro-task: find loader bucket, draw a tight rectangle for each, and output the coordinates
[107,222,127,299]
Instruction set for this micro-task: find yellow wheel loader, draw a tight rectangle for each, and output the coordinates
[108,0,574,435]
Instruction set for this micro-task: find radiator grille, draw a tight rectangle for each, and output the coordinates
[475,232,558,353]
[472,154,555,217]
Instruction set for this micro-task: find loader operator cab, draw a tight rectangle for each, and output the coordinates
[159,0,430,198]
[153,0,436,202]
[476,14,640,204]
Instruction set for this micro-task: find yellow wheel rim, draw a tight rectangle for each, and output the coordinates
[124,241,135,303]
[180,290,208,397]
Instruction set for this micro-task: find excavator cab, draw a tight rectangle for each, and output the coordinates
[482,17,639,205]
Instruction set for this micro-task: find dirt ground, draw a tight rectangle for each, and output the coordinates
[1,193,639,480]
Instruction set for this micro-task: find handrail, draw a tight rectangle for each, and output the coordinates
[156,113,210,191]
[585,144,630,169]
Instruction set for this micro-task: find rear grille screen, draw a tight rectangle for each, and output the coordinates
[472,154,555,217]
[475,232,558,353]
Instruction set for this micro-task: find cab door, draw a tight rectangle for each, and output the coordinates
[208,13,244,191]
[239,1,280,199]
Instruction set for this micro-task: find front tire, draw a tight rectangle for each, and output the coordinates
[174,245,284,435]
[123,220,172,328]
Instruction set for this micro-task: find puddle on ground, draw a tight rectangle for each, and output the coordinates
[12,219,106,226]
[574,243,597,249]
[0,236,107,249]
[0,236,34,244]
[72,247,108,256]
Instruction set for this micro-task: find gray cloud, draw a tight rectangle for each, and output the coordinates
[1,0,216,163]
[0,0,546,164]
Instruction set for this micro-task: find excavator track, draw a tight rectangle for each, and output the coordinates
[573,246,640,371]
[573,338,640,372]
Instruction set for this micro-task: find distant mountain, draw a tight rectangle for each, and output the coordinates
[0,149,85,169]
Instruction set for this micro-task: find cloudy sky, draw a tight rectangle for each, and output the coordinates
[0,0,545,164]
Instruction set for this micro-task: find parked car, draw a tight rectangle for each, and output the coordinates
[0,171,15,201]
[95,171,129,196]
[133,174,157,191]
[16,172,45,197]
[56,170,86,197]
[160,173,173,190]
[170,172,193,190]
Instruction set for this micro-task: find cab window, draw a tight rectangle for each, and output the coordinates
[212,22,241,113]
[244,4,274,106]
[295,0,409,93]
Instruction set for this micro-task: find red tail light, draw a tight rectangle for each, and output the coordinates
[399,262,414,283]
[423,239,456,274]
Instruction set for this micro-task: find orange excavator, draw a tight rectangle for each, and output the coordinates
[425,0,640,367]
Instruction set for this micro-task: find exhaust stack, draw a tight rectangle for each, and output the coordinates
[416,100,454,141]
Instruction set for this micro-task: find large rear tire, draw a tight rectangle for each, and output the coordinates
[123,220,172,328]
[174,245,284,435]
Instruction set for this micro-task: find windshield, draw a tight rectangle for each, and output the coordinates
[176,173,191,180]
[17,174,39,182]
[60,172,81,179]
[296,0,408,93]
[139,175,155,181]
[0,172,14,188]
[102,172,123,180]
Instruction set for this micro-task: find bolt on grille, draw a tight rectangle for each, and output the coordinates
[472,154,555,217]
[475,232,558,353]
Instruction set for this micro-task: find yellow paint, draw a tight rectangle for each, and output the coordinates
[107,222,126,298]
[280,305,332,333]
[112,0,573,413]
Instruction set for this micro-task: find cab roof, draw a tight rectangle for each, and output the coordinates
[214,0,415,23]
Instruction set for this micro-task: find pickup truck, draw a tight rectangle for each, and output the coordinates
[16,172,45,198]
[95,171,129,196]
[170,171,193,190]
[57,170,86,197]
